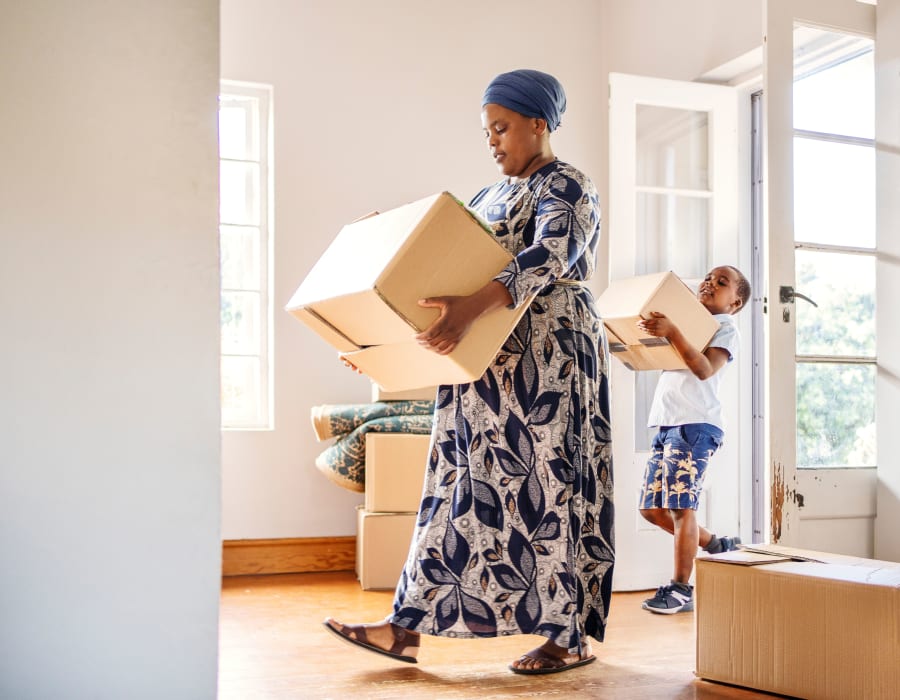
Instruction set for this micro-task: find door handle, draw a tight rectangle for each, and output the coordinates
[779,286,818,307]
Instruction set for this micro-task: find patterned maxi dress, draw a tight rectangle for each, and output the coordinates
[390,159,614,652]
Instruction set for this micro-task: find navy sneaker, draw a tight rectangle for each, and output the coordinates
[705,535,742,554]
[642,581,694,614]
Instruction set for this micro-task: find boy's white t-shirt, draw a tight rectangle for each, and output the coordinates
[647,314,740,431]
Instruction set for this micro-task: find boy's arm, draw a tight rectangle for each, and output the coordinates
[637,311,730,380]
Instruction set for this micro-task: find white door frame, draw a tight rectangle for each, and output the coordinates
[608,73,749,590]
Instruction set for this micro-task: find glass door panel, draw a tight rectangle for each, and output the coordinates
[793,138,875,247]
[795,251,875,357]
[796,362,876,467]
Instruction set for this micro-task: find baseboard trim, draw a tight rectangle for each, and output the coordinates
[222,536,356,577]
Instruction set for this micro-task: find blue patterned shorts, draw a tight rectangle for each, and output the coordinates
[639,423,724,511]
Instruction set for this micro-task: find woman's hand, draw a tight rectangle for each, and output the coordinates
[415,296,478,355]
[415,281,513,356]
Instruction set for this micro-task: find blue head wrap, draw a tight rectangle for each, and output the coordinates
[481,69,567,132]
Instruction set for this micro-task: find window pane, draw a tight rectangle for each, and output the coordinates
[797,362,875,468]
[636,106,708,190]
[219,95,260,161]
[221,225,261,290]
[220,161,261,226]
[793,137,874,247]
[221,291,261,355]
[636,192,708,279]
[795,251,875,356]
[794,50,873,139]
[221,355,262,427]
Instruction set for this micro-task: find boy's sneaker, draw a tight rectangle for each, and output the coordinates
[642,581,694,614]
[704,535,742,554]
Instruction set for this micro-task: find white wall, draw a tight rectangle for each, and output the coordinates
[220,0,609,538]
[875,0,900,562]
[0,2,222,698]
[603,0,763,80]
[220,0,768,540]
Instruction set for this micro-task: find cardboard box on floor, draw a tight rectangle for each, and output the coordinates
[286,192,531,392]
[595,271,719,371]
[371,382,437,402]
[364,433,431,513]
[356,507,416,591]
[696,544,900,700]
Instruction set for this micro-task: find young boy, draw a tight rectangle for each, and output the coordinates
[637,265,751,614]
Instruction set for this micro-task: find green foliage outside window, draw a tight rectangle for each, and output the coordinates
[795,257,876,467]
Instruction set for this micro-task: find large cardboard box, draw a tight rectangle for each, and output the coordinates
[364,433,431,513]
[696,544,900,700]
[595,271,719,371]
[370,383,437,402]
[356,507,417,591]
[286,192,531,391]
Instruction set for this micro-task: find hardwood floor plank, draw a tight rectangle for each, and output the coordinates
[219,572,774,699]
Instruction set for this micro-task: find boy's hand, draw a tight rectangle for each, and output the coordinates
[637,311,676,338]
[638,312,729,380]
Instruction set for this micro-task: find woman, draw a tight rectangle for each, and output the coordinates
[325,69,614,675]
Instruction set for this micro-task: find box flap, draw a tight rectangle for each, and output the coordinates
[285,307,360,353]
[341,297,532,392]
[606,338,687,371]
[303,289,415,346]
[697,549,795,566]
[699,544,900,586]
[287,193,440,309]
[739,543,900,567]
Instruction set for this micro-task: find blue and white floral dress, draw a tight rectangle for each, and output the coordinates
[390,160,614,652]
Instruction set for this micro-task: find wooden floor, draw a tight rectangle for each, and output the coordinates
[219,571,778,700]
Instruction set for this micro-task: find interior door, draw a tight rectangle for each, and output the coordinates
[608,73,747,590]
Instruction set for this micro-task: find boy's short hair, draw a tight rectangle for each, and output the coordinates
[726,266,752,310]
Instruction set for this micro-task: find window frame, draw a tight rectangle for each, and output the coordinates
[219,80,274,431]
[791,45,876,468]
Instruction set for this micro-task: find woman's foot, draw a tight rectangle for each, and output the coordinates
[323,618,420,663]
[509,639,596,675]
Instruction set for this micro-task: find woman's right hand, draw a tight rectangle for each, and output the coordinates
[415,281,513,356]
[415,296,476,355]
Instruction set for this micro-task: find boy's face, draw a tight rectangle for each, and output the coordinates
[698,266,743,315]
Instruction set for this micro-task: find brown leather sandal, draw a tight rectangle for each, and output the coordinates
[509,647,596,675]
[323,618,419,664]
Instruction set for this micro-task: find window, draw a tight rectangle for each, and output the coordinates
[792,34,875,467]
[219,82,273,430]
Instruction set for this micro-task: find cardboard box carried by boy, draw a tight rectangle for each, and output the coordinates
[596,270,720,371]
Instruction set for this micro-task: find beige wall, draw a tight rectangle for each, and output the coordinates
[0,1,221,697]
[219,0,765,540]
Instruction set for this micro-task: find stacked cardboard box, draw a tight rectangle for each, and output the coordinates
[355,384,433,591]
[696,544,900,699]
[355,435,431,590]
